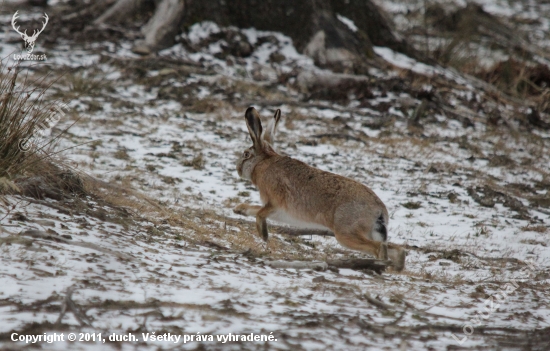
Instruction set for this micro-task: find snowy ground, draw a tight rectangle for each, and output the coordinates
[1,2,549,350]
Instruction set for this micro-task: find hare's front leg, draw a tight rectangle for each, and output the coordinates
[233,203,262,216]
[255,204,275,241]
[233,203,275,241]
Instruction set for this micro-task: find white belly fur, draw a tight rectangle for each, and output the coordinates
[268,209,329,230]
[371,230,385,242]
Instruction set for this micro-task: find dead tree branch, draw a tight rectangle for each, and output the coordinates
[56,286,91,326]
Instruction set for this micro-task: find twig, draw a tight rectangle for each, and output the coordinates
[56,286,91,326]
[362,293,392,310]
[387,307,408,326]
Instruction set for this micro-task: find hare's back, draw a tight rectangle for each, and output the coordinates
[264,156,384,211]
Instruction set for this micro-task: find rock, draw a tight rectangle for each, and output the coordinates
[269,52,286,63]
[132,43,152,56]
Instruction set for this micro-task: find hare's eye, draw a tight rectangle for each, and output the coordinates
[243,151,251,158]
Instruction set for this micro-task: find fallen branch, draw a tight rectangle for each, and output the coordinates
[56,286,91,326]
[327,258,390,274]
[266,261,328,271]
[362,293,392,310]
[266,258,389,273]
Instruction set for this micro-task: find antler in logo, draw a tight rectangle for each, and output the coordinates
[11,11,49,54]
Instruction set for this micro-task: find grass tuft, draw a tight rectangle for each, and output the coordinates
[0,61,64,180]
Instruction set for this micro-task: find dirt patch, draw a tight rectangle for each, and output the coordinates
[467,185,529,219]
[402,201,422,210]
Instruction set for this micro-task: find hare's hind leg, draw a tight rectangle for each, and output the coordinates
[334,230,388,260]
[387,243,406,272]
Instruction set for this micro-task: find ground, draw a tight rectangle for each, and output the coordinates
[0,1,549,350]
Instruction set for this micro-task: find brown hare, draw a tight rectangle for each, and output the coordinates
[234,107,406,271]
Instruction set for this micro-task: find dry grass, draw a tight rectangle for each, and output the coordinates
[480,59,550,100]
[66,71,112,96]
[0,61,66,182]
[81,174,331,261]
[520,225,548,234]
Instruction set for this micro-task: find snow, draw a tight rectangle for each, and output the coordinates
[187,21,221,45]
[336,14,358,32]
[1,2,550,349]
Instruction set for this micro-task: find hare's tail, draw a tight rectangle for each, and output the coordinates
[373,214,387,242]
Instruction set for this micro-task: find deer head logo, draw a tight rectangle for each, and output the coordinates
[11,11,49,54]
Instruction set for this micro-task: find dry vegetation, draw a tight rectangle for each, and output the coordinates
[1,1,549,350]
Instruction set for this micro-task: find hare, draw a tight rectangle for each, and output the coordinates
[234,107,406,271]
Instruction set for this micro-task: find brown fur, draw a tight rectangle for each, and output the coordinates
[234,107,406,271]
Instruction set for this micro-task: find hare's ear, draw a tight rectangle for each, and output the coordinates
[263,109,281,146]
[245,107,263,151]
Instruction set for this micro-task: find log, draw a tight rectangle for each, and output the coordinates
[266,258,390,273]
[139,0,186,52]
